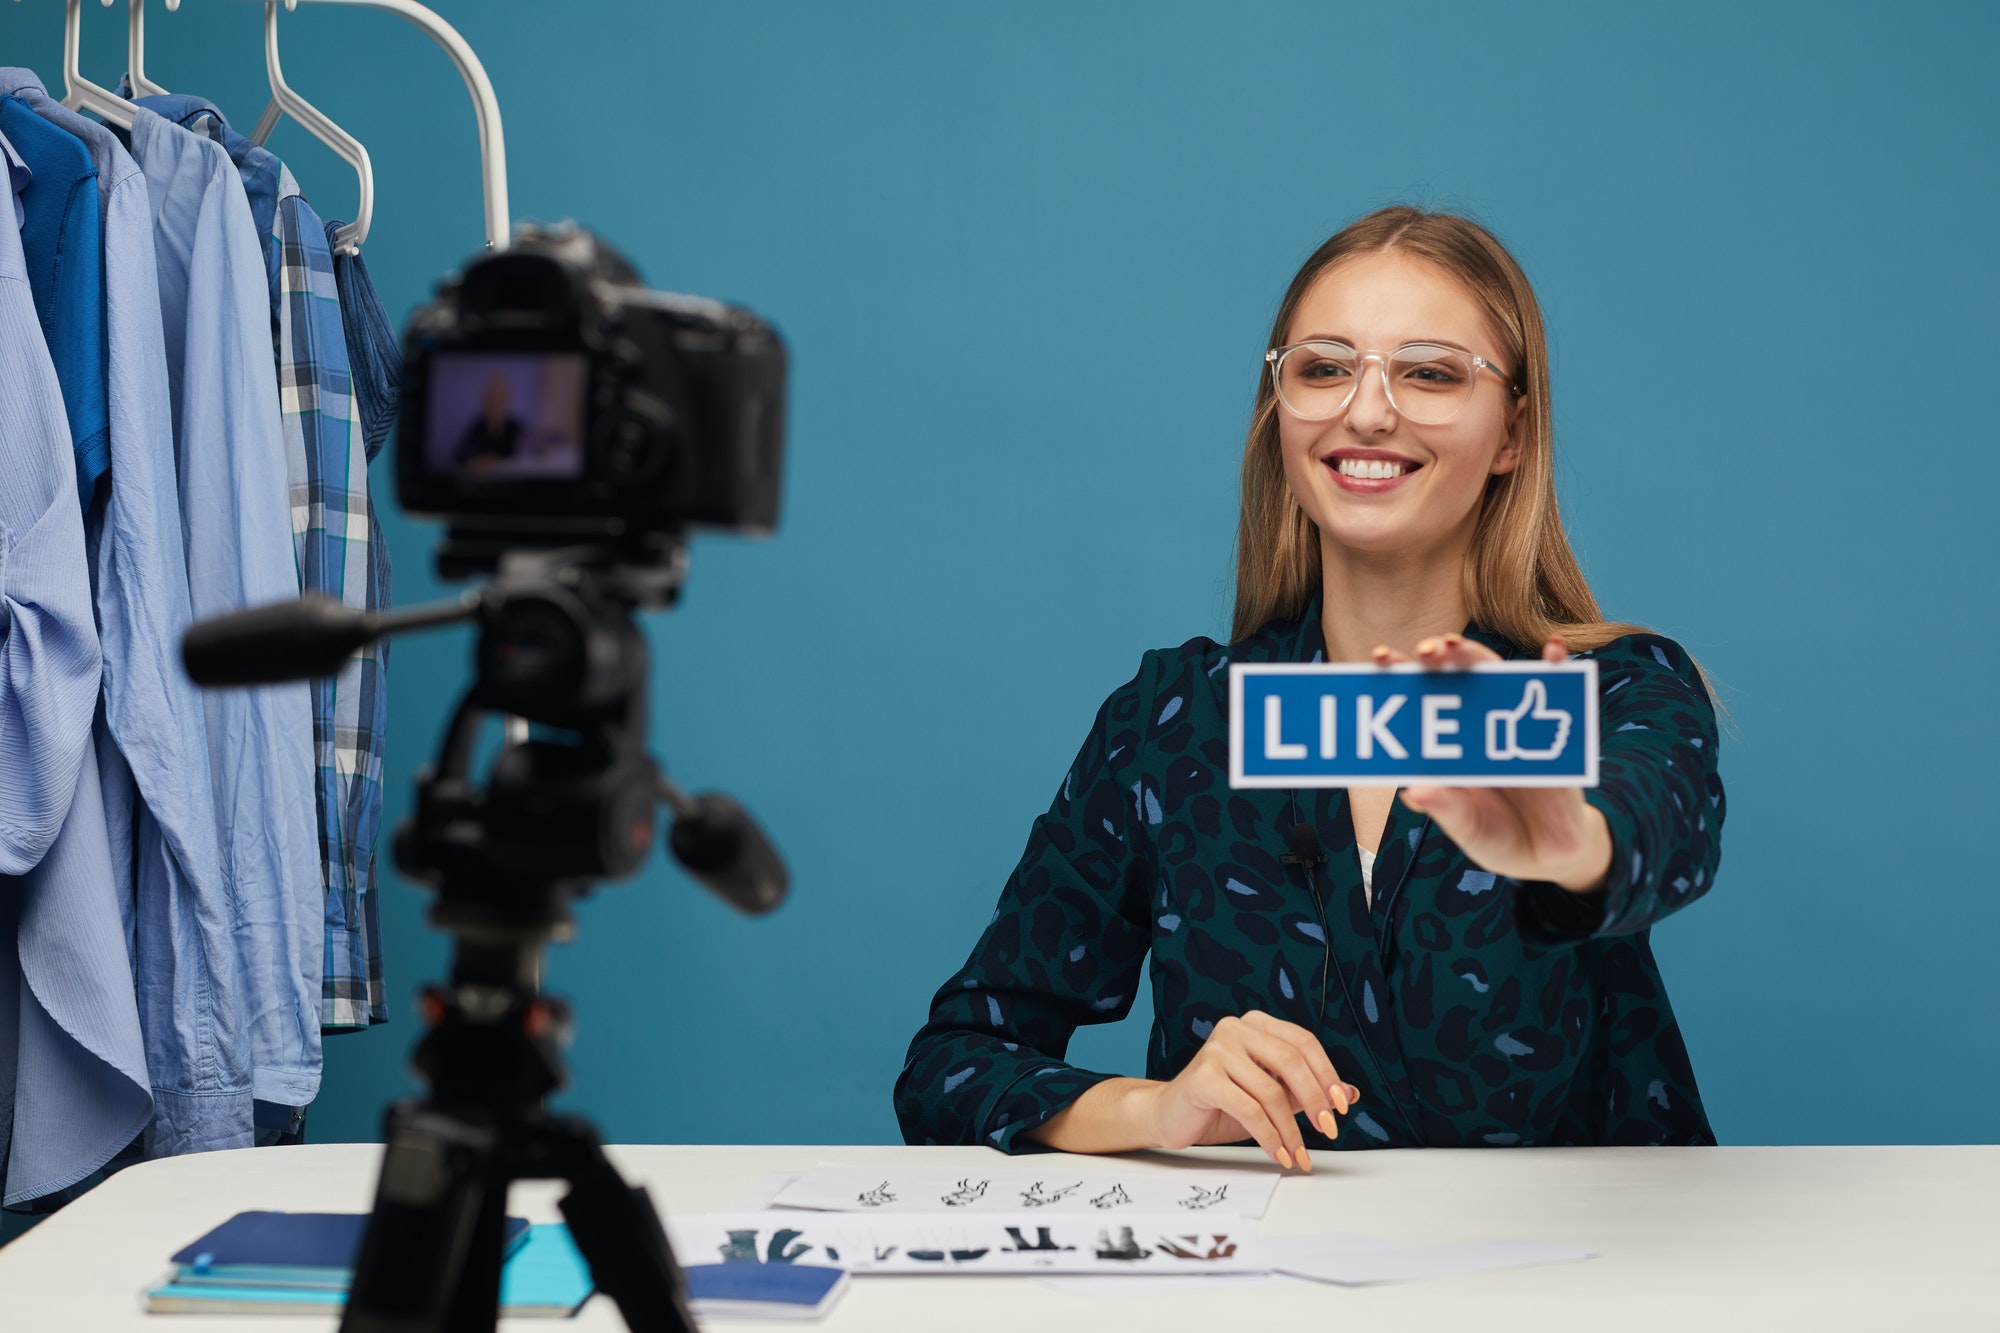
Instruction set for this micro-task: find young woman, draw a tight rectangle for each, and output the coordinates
[894,206,1723,1169]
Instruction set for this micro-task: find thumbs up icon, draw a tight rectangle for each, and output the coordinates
[1485,679,1573,762]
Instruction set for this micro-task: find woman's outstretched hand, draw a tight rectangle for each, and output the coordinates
[1023,1010,1360,1171]
[1384,634,1612,894]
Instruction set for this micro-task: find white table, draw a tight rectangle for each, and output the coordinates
[1,1143,1994,1330]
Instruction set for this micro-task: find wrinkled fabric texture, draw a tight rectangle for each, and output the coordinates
[896,603,1724,1153]
[0,147,149,1206]
[0,97,106,510]
[137,94,387,1033]
[0,67,235,1203]
[0,129,98,884]
[126,108,321,1139]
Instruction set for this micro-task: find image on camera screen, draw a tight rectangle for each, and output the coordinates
[425,352,589,482]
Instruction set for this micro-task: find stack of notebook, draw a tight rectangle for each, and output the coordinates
[143,1212,592,1318]
[145,1211,849,1321]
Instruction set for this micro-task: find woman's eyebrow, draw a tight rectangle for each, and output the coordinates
[1291,333,1478,355]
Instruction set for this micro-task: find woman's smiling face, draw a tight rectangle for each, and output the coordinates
[1277,249,1523,559]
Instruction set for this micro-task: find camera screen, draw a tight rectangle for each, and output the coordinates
[424,352,590,481]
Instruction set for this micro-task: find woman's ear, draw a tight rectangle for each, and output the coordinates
[1489,394,1527,476]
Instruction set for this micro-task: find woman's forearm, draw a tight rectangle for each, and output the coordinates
[1020,1077,1162,1154]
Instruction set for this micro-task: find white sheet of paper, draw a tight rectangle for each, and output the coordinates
[1266,1234,1596,1286]
[664,1211,1261,1275]
[732,1171,801,1211]
[769,1164,1280,1219]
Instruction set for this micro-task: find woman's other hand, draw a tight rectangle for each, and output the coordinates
[1024,1011,1360,1170]
[1143,1010,1361,1172]
[1386,634,1613,894]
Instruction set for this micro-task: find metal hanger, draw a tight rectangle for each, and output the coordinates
[246,0,373,252]
[58,0,141,129]
[124,0,171,97]
[98,0,509,253]
[246,0,510,252]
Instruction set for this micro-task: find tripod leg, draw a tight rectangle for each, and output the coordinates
[547,1119,698,1333]
[445,1187,508,1333]
[341,1104,505,1333]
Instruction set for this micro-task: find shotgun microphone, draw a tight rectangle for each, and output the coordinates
[182,594,476,687]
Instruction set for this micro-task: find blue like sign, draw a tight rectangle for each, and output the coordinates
[1229,661,1598,788]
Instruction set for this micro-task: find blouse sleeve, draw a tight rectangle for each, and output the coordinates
[1516,634,1726,942]
[893,653,1159,1153]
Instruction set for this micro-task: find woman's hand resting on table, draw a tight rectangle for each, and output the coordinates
[1388,633,1613,895]
[1025,1011,1361,1172]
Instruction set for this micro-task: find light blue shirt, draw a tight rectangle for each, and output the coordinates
[0,70,242,1172]
[126,107,323,1126]
[0,122,148,1206]
[0,135,96,878]
[136,92,388,1037]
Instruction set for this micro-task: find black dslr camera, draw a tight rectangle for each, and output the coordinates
[396,221,786,553]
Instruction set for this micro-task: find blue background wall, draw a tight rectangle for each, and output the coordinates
[3,1,1993,1149]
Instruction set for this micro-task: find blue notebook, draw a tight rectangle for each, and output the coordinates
[169,1211,531,1288]
[684,1263,848,1321]
[146,1223,593,1317]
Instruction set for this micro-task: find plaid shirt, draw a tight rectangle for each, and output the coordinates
[271,181,388,1030]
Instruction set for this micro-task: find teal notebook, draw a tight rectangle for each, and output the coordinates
[145,1224,594,1318]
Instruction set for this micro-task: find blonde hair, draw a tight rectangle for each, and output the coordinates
[1232,205,1647,656]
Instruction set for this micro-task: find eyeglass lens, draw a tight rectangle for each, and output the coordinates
[1272,342,1482,425]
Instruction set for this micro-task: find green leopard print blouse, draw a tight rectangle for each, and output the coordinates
[895,600,1723,1151]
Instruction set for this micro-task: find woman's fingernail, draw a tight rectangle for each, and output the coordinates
[1295,1149,1312,1173]
[1317,1110,1339,1137]
[1328,1085,1348,1113]
[1346,1084,1362,1103]
[1273,1146,1292,1169]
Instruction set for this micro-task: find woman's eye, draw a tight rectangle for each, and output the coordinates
[1298,360,1354,382]
[1402,363,1466,387]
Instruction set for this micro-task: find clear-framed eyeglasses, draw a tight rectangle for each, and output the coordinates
[1265,340,1519,425]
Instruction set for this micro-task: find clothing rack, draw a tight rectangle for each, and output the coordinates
[33,0,509,250]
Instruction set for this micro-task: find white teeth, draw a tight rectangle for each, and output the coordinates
[1334,457,1411,480]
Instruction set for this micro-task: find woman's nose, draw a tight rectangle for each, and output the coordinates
[1344,358,1398,434]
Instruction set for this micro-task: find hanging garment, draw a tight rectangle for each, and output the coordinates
[0,69,236,1175]
[0,128,98,876]
[324,217,397,1029]
[326,227,399,463]
[0,96,106,511]
[0,127,148,1206]
[123,107,321,1148]
[141,95,388,1035]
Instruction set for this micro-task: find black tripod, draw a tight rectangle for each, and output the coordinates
[183,536,788,1333]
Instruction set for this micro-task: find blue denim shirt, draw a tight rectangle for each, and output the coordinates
[0,95,107,511]
[0,70,242,1181]
[0,123,150,1206]
[126,108,323,1132]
